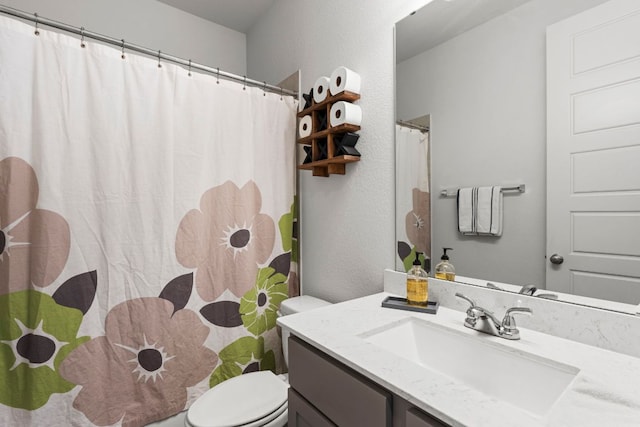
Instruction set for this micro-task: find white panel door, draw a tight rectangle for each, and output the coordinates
[547,0,640,303]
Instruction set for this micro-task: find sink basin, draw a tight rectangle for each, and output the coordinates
[361,318,578,417]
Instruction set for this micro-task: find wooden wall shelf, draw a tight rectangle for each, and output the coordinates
[297,91,361,118]
[298,155,361,177]
[297,124,361,145]
[297,91,361,177]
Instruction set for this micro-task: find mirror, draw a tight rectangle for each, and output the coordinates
[394,0,640,313]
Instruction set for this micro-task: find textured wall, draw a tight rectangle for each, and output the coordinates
[0,0,246,75]
[247,0,428,302]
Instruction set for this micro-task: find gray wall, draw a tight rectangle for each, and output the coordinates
[396,0,607,289]
[1,0,246,75]
[247,0,429,302]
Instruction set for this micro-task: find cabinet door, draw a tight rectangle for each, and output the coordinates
[406,407,449,427]
[288,389,337,427]
[289,336,392,427]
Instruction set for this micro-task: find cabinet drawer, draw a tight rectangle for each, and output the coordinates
[406,407,449,427]
[288,336,392,427]
[288,389,337,427]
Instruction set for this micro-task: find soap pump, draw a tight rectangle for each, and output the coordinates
[406,252,429,306]
[435,247,456,281]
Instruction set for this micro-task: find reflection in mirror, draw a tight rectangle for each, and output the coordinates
[395,116,430,272]
[394,0,640,312]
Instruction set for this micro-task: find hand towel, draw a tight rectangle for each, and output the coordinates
[457,187,475,234]
[457,186,503,236]
[476,186,503,236]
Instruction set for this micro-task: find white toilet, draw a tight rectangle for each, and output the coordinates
[185,295,331,427]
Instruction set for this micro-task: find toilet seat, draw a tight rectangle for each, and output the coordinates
[254,404,288,427]
[186,404,286,427]
[186,371,289,427]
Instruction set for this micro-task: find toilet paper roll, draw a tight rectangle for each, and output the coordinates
[313,76,330,104]
[330,66,361,96]
[330,101,362,127]
[298,115,312,138]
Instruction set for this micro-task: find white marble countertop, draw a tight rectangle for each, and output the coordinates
[278,292,640,427]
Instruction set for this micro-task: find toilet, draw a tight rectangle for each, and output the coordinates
[185,295,331,427]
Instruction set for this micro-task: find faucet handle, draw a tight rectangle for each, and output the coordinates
[518,285,538,296]
[502,307,532,332]
[455,292,476,308]
[455,293,495,318]
[455,293,482,327]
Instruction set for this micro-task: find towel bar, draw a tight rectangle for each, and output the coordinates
[440,184,525,198]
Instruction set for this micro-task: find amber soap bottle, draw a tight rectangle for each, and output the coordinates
[406,252,429,306]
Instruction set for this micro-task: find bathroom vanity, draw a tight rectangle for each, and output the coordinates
[288,335,446,427]
[279,288,640,427]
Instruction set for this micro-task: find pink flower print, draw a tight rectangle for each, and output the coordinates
[59,297,218,427]
[175,181,276,301]
[405,188,431,258]
[0,157,70,295]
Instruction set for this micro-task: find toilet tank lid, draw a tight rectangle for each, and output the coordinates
[279,295,330,315]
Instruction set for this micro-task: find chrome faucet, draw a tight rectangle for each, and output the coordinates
[487,282,558,300]
[518,284,537,296]
[455,293,532,340]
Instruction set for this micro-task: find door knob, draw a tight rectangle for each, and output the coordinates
[550,254,564,265]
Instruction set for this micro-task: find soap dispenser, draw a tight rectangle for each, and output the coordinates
[435,248,456,281]
[406,252,429,306]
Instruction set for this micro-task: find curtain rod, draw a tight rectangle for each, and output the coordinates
[396,119,429,132]
[0,4,298,98]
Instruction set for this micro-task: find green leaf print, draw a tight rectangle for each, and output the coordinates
[209,336,276,388]
[278,199,298,262]
[0,290,89,410]
[240,267,288,336]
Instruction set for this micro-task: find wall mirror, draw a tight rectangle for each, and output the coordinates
[394,0,640,314]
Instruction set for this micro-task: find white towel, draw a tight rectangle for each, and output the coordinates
[457,187,475,234]
[457,186,503,236]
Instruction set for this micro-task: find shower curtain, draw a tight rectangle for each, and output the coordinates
[0,15,298,427]
[395,124,430,272]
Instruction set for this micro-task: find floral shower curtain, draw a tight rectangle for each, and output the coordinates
[395,124,430,272]
[0,15,298,427]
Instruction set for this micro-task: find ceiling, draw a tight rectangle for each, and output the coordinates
[156,0,531,56]
[396,0,532,63]
[156,0,276,33]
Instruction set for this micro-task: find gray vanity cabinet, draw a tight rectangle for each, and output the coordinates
[405,408,449,427]
[288,336,449,427]
[288,335,391,427]
[288,388,336,427]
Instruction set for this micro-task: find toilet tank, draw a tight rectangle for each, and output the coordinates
[279,295,330,367]
[279,295,331,316]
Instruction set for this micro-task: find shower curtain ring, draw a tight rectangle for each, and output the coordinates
[243,76,247,90]
[80,27,86,48]
[216,67,220,84]
[188,59,192,77]
[34,13,40,36]
[263,81,267,96]
[280,87,283,101]
[121,39,126,59]
[157,50,162,68]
